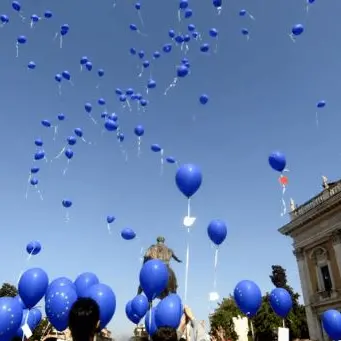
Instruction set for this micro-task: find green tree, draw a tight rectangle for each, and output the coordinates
[269,265,309,340]
[0,282,18,297]
[31,317,50,341]
[209,265,309,341]
[209,296,240,341]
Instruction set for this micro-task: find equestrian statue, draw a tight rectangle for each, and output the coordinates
[138,236,182,299]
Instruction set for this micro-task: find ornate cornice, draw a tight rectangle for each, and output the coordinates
[279,190,341,236]
[332,230,341,245]
[293,248,305,261]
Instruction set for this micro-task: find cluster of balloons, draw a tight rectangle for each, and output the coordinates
[233,280,293,319]
[125,259,183,336]
[0,268,116,341]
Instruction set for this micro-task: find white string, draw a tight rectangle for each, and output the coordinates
[137,137,142,157]
[184,227,190,303]
[107,223,112,234]
[213,248,219,290]
[160,149,164,175]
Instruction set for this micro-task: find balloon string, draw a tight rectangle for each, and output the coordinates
[187,199,191,217]
[53,125,58,141]
[316,111,319,127]
[148,302,153,339]
[184,228,190,303]
[26,249,34,262]
[139,246,144,264]
[281,185,287,217]
[160,150,164,175]
[137,137,142,157]
[213,247,219,290]
[250,320,255,341]
[282,319,285,328]
[107,223,112,235]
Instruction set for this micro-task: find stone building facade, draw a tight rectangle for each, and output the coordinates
[278,177,341,341]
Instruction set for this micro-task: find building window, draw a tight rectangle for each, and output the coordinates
[319,264,333,292]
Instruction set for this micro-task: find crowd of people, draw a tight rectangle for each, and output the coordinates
[14,297,217,341]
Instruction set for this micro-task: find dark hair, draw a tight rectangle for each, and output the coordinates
[11,337,23,341]
[68,298,100,341]
[44,338,58,341]
[152,327,178,341]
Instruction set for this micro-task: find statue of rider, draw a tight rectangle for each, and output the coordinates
[137,236,182,299]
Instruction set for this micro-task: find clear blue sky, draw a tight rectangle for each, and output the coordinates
[1,0,341,337]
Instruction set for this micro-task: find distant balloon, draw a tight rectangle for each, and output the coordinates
[317,100,326,108]
[199,94,209,105]
[207,220,227,246]
[121,228,136,240]
[292,24,304,36]
[268,152,286,172]
[175,164,202,198]
[26,241,42,255]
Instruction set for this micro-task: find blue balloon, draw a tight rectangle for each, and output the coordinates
[151,144,162,152]
[207,220,227,246]
[85,62,92,72]
[85,283,116,329]
[269,288,292,318]
[18,268,49,309]
[317,100,326,108]
[125,301,141,324]
[175,164,202,198]
[234,280,262,317]
[322,310,341,340]
[131,295,149,318]
[199,94,209,105]
[0,297,23,339]
[134,125,144,137]
[34,150,45,161]
[26,241,41,255]
[139,260,168,301]
[292,24,304,36]
[47,277,75,296]
[145,307,157,336]
[155,294,182,329]
[62,199,72,208]
[16,308,42,338]
[107,215,115,224]
[166,157,176,164]
[45,285,78,331]
[268,152,286,172]
[44,10,53,19]
[74,272,99,298]
[29,308,42,330]
[121,228,136,240]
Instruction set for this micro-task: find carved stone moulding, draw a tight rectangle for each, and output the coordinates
[332,229,341,245]
[293,248,305,261]
[310,246,329,264]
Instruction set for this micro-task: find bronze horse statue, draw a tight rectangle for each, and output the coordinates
[137,236,182,299]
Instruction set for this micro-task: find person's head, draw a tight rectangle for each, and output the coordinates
[157,236,165,244]
[151,327,177,341]
[68,298,100,341]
